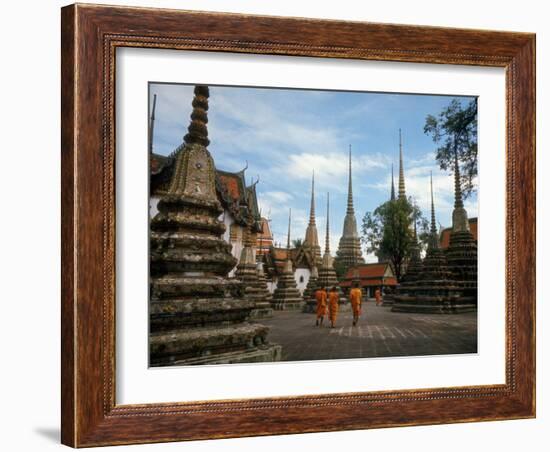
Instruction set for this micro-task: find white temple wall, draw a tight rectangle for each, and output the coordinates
[267,279,277,294]
[149,196,160,218]
[221,211,244,277]
[294,268,310,295]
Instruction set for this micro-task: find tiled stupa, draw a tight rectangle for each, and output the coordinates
[317,194,343,300]
[445,151,478,304]
[334,147,365,276]
[235,230,273,319]
[302,265,319,313]
[149,86,281,366]
[392,174,465,314]
[270,209,304,310]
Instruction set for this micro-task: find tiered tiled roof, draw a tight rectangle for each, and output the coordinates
[340,262,397,288]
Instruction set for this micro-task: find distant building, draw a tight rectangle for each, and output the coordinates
[340,262,397,297]
[262,175,321,295]
[256,218,274,258]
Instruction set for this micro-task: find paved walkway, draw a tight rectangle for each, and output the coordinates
[261,300,477,362]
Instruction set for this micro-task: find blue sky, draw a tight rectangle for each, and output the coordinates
[149,83,478,262]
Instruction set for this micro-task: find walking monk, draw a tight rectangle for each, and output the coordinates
[375,287,382,306]
[349,281,363,326]
[328,286,340,328]
[314,286,327,327]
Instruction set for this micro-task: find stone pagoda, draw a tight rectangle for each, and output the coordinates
[302,171,322,265]
[318,194,342,297]
[334,146,365,276]
[395,221,424,299]
[393,174,471,314]
[255,262,273,304]
[445,151,478,304]
[149,86,281,366]
[235,229,273,319]
[270,209,304,310]
[397,129,407,200]
[302,265,319,313]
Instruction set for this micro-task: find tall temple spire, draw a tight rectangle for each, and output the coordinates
[451,149,471,232]
[303,170,321,263]
[390,163,396,201]
[398,129,406,200]
[148,93,157,154]
[309,171,316,226]
[453,149,464,209]
[429,172,438,248]
[286,208,292,250]
[346,144,355,214]
[334,146,364,274]
[325,193,330,254]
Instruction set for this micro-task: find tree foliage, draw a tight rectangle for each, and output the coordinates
[291,238,303,248]
[424,99,478,199]
[361,197,429,282]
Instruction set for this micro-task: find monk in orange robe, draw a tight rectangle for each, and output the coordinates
[328,286,340,328]
[314,286,327,326]
[349,282,363,326]
[375,287,382,306]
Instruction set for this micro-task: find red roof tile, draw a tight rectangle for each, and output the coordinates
[343,263,389,280]
[218,174,243,201]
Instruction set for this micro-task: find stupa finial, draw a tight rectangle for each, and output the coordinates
[398,129,406,200]
[325,193,331,254]
[454,149,464,209]
[286,208,292,250]
[346,145,355,214]
[309,170,316,226]
[390,163,396,201]
[183,85,210,146]
[429,172,439,249]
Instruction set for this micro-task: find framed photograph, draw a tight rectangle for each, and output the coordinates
[61,3,535,447]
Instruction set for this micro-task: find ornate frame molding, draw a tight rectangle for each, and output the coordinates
[61,4,535,447]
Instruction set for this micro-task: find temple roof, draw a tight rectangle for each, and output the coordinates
[342,262,395,280]
[340,262,397,287]
[151,152,260,229]
[257,218,273,241]
[440,218,478,249]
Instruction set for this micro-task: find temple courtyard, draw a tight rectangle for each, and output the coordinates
[262,300,477,362]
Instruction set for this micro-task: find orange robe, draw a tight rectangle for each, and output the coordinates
[375,289,381,305]
[315,289,327,317]
[328,291,339,324]
[349,287,362,316]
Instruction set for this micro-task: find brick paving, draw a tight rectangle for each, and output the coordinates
[261,300,477,362]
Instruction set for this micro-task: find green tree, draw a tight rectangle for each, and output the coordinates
[361,197,429,282]
[291,238,303,248]
[424,99,478,199]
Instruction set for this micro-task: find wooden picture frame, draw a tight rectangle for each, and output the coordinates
[61,3,535,447]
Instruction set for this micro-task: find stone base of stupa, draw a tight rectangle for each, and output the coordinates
[271,299,305,311]
[149,275,281,366]
[392,294,476,314]
[250,301,274,319]
[150,321,282,366]
[302,299,317,313]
